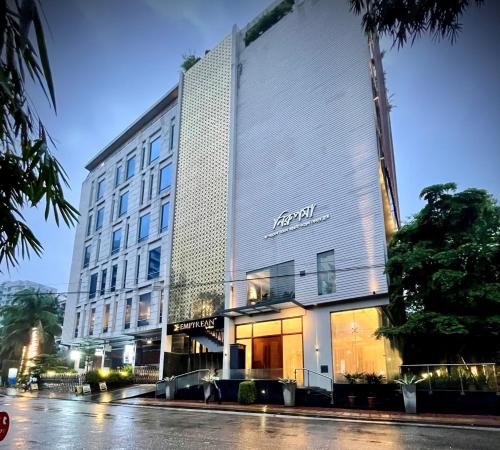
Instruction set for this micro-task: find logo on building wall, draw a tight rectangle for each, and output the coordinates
[168,316,224,334]
[265,203,330,239]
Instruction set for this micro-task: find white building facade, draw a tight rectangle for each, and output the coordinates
[63,0,401,382]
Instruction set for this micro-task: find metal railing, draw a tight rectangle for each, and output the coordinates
[39,373,81,393]
[174,369,211,392]
[294,368,334,404]
[400,363,499,395]
[133,364,160,384]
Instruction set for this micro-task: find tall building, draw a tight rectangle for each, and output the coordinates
[0,280,57,307]
[63,0,401,382]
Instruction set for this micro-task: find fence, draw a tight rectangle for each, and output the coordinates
[39,373,81,392]
[400,363,499,395]
[133,364,159,383]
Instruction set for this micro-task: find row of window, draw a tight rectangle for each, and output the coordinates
[83,202,170,268]
[74,291,160,338]
[92,118,176,204]
[87,246,161,300]
[87,164,172,237]
[246,249,336,303]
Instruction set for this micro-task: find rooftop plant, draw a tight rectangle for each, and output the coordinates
[244,0,294,46]
[181,54,200,72]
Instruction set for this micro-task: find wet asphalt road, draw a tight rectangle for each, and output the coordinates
[0,397,498,449]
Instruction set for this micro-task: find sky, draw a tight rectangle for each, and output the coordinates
[1,0,499,291]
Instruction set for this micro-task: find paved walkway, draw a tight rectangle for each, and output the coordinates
[115,397,500,428]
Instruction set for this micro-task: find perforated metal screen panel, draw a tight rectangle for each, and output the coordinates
[169,35,233,322]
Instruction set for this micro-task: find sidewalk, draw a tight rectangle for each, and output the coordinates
[115,397,500,429]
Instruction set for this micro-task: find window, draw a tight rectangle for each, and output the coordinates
[317,250,335,295]
[246,261,295,304]
[86,214,93,236]
[74,312,80,338]
[100,269,107,296]
[149,136,161,163]
[125,223,130,248]
[95,207,104,230]
[111,229,121,254]
[137,293,151,327]
[138,213,150,242]
[124,298,132,329]
[113,301,118,331]
[169,118,175,150]
[118,191,128,217]
[122,260,128,289]
[135,255,141,284]
[147,247,161,280]
[110,264,118,292]
[96,179,105,200]
[83,245,91,268]
[95,238,101,262]
[115,165,123,187]
[159,164,172,193]
[89,273,98,299]
[126,155,136,179]
[89,308,96,335]
[148,173,154,200]
[140,179,146,205]
[160,202,170,231]
[159,289,164,323]
[102,304,110,333]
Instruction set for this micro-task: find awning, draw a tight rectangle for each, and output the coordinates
[223,299,304,318]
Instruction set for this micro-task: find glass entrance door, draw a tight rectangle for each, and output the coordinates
[252,336,282,377]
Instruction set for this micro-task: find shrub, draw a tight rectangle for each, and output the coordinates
[181,54,200,72]
[238,380,257,404]
[244,0,294,46]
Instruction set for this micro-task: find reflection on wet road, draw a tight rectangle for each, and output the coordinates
[0,396,498,449]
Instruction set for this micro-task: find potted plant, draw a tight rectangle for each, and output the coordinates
[365,372,384,409]
[201,370,221,404]
[395,374,424,414]
[343,372,364,407]
[163,376,176,400]
[278,377,297,407]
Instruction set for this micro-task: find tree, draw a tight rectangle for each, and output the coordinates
[0,288,62,364]
[349,0,485,47]
[378,183,500,363]
[0,0,78,269]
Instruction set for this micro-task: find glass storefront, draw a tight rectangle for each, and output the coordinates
[235,317,303,379]
[331,307,396,381]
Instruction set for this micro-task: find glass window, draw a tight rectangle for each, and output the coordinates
[126,155,136,179]
[89,273,98,299]
[283,334,303,381]
[96,179,105,200]
[149,173,154,200]
[236,324,252,339]
[282,317,302,334]
[147,247,161,280]
[95,208,104,230]
[89,308,96,335]
[124,298,132,329]
[102,304,110,333]
[331,308,387,381]
[100,269,107,296]
[159,289,164,323]
[111,229,121,254]
[138,213,150,242]
[83,245,91,268]
[317,250,335,295]
[110,264,118,292]
[125,223,130,248]
[135,255,141,284]
[119,191,128,217]
[122,260,128,289]
[236,338,252,370]
[140,179,146,205]
[159,164,172,193]
[247,261,295,304]
[160,202,170,231]
[137,293,151,327]
[253,320,281,337]
[86,214,93,236]
[115,165,123,187]
[169,118,175,150]
[149,136,161,163]
[74,312,80,338]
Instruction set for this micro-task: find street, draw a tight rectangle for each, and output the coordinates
[0,397,498,449]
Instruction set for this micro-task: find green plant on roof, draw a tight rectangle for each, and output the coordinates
[181,54,200,72]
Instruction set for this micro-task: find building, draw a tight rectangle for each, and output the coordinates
[63,0,401,384]
[0,280,57,307]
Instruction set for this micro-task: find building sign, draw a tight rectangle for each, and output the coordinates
[265,203,330,239]
[123,344,135,365]
[167,316,224,334]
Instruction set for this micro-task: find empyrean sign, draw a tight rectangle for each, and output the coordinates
[265,203,330,239]
[168,316,224,334]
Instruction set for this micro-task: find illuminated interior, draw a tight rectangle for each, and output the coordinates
[236,317,303,380]
[331,307,388,381]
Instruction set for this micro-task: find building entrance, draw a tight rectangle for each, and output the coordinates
[252,336,282,370]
